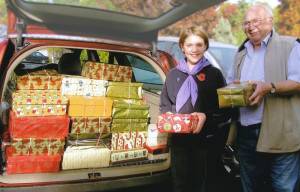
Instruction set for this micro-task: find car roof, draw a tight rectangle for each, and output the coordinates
[6,0,222,46]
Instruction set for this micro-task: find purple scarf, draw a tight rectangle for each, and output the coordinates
[175,57,210,112]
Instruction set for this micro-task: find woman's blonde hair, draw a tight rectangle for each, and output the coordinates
[179,26,209,51]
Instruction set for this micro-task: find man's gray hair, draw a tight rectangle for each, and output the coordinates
[253,2,274,18]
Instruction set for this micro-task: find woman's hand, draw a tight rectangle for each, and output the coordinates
[191,112,206,134]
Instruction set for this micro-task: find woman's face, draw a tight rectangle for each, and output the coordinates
[181,34,207,65]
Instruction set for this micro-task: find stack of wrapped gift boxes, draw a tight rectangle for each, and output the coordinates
[7,70,69,174]
[4,61,171,174]
[61,76,112,170]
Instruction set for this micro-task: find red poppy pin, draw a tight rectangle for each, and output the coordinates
[197,73,206,81]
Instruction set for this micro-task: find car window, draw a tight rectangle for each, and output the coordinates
[208,47,236,78]
[157,41,184,63]
[126,54,163,94]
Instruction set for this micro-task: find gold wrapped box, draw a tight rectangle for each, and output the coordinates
[81,61,132,82]
[106,82,143,99]
[62,145,111,170]
[217,83,255,108]
[61,76,108,96]
[10,138,65,156]
[16,69,62,90]
[68,96,113,117]
[12,90,68,117]
[112,99,149,119]
[70,116,112,134]
[111,118,148,132]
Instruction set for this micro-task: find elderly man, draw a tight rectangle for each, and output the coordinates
[228,3,300,192]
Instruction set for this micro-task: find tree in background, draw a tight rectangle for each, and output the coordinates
[219,0,249,45]
[159,6,219,38]
[0,0,7,25]
[276,0,300,37]
[212,16,235,44]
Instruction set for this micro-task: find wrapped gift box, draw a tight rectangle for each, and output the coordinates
[61,76,108,96]
[111,131,147,151]
[68,96,113,117]
[145,144,169,154]
[106,82,143,99]
[112,100,149,119]
[71,116,111,134]
[62,145,111,170]
[146,124,168,147]
[148,153,170,161]
[110,148,148,163]
[12,90,68,117]
[16,69,62,90]
[6,154,61,174]
[217,82,255,108]
[10,138,65,155]
[111,118,148,132]
[157,113,199,133]
[81,61,132,82]
[68,133,110,140]
[67,137,111,147]
[9,111,70,139]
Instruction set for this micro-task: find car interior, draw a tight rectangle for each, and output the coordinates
[0,46,168,184]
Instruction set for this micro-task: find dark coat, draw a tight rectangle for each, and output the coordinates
[160,65,231,147]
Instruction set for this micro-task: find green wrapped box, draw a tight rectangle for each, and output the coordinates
[106,82,143,99]
[112,100,149,119]
[111,118,148,132]
[217,83,255,108]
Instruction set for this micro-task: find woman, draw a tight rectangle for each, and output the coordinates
[160,26,231,192]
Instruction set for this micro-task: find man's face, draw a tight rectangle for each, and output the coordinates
[243,7,273,46]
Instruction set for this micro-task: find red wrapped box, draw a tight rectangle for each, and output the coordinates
[9,111,70,139]
[157,113,199,133]
[145,144,169,154]
[6,153,61,174]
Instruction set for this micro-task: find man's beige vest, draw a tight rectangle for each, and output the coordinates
[234,32,300,153]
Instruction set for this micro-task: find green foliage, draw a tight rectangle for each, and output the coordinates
[212,16,236,44]
[277,0,300,37]
[0,0,7,25]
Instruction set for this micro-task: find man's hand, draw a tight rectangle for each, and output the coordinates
[248,80,272,106]
[191,112,206,134]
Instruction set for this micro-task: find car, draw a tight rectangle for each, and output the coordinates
[22,51,49,64]
[157,36,237,79]
[0,0,223,191]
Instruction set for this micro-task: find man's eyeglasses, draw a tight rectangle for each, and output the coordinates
[242,18,269,28]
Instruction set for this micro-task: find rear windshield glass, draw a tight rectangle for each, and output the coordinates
[23,0,178,18]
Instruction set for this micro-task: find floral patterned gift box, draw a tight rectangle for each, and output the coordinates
[81,61,132,82]
[157,113,199,133]
[12,90,68,117]
[16,69,62,90]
